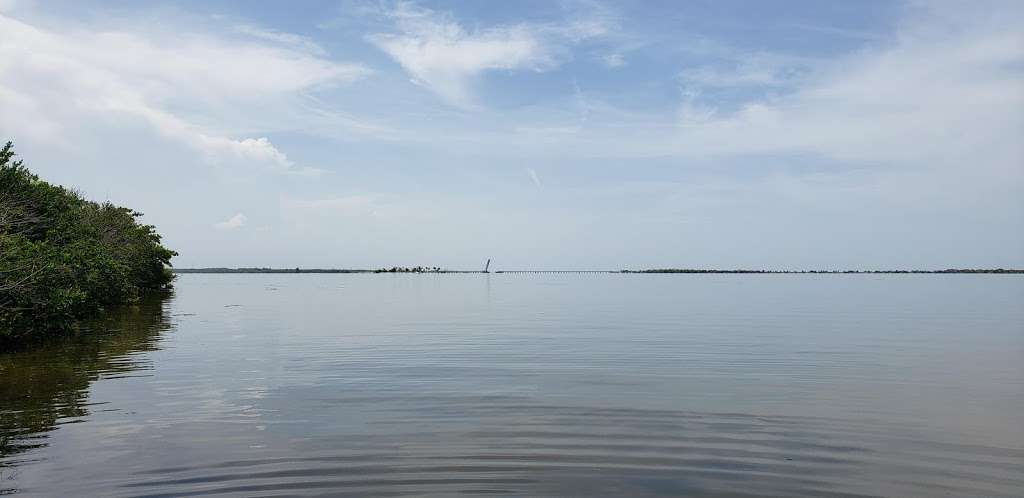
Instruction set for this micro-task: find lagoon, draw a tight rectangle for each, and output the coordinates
[2,274,1022,496]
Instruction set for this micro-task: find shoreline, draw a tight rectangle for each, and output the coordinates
[172,268,1024,274]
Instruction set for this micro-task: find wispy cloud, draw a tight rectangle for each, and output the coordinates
[282,195,384,217]
[231,23,327,55]
[602,52,626,68]
[0,12,370,173]
[788,23,886,41]
[367,3,550,109]
[367,1,612,109]
[680,53,811,89]
[2,0,1019,268]
[0,0,21,13]
[214,212,247,230]
[665,10,1024,173]
[489,2,1023,184]
[526,167,542,188]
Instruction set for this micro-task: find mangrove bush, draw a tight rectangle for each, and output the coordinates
[0,142,176,346]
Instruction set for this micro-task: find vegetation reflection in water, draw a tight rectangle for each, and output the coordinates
[0,295,171,488]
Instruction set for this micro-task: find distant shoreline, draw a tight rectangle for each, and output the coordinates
[172,268,1023,274]
[174,268,371,274]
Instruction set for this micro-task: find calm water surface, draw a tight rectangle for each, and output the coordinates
[1,274,1022,497]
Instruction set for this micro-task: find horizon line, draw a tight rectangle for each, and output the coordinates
[171,267,1024,274]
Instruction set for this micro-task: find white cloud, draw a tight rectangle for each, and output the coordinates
[367,2,611,108]
[95,94,297,170]
[602,53,626,68]
[232,24,326,55]
[215,213,247,230]
[526,167,542,187]
[0,12,370,172]
[283,195,384,217]
[0,0,23,13]
[788,23,885,41]
[367,5,548,109]
[499,2,1024,188]
[680,53,809,88]
[280,193,455,225]
[278,194,440,237]
[666,12,1024,173]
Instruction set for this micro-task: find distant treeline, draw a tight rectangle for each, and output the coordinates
[174,268,370,274]
[626,269,1023,274]
[173,267,445,274]
[1,142,176,346]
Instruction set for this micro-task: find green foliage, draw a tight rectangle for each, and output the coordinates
[0,142,176,345]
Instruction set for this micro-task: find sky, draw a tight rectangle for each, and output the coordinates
[1,0,1021,270]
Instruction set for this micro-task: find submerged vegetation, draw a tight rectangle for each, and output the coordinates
[0,142,176,347]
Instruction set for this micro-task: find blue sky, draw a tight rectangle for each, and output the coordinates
[1,0,1021,269]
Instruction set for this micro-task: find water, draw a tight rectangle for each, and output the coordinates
[1,274,1022,497]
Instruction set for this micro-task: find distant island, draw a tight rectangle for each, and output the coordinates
[172,267,1023,274]
[624,268,1023,274]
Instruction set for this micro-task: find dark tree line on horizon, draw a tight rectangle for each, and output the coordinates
[173,267,369,274]
[627,269,1022,274]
